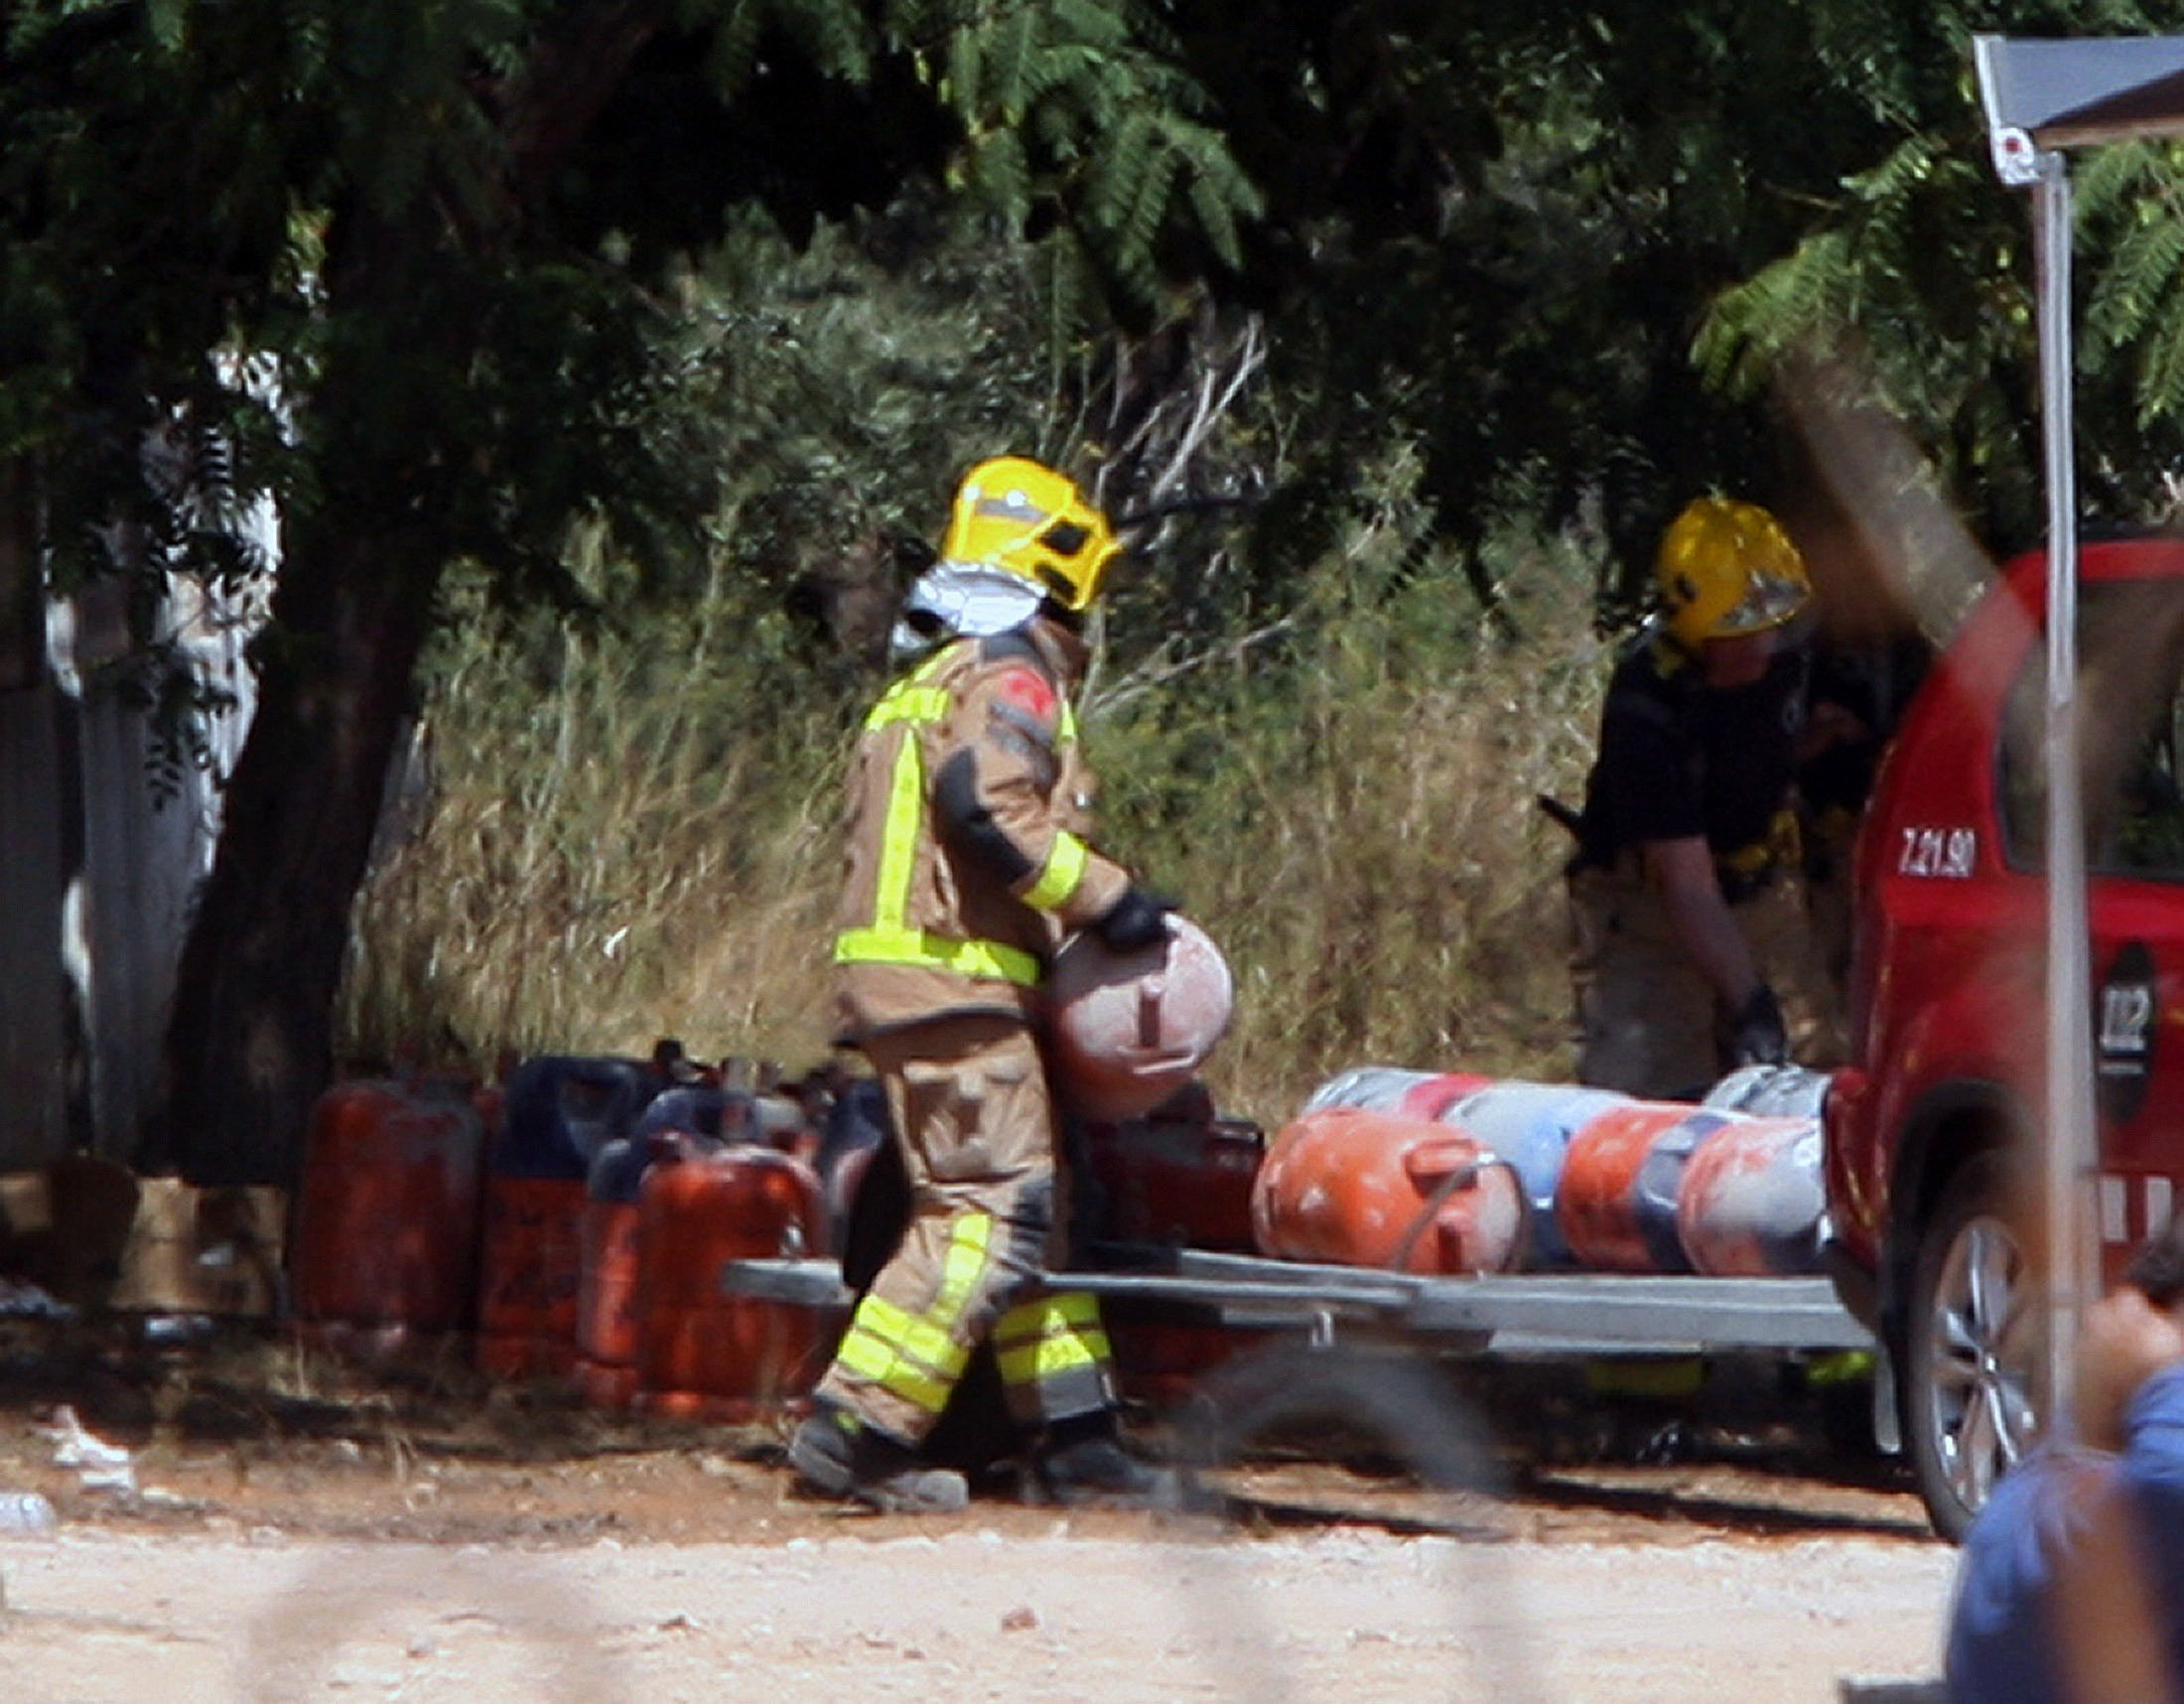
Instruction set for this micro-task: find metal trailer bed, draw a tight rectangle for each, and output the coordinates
[721,1245,1875,1357]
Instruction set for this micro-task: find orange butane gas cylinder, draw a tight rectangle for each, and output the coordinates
[1251,1107,1526,1275]
[632,1147,833,1422]
[476,1172,587,1379]
[476,1055,663,1379]
[1675,1114,1828,1277]
[573,1134,681,1409]
[575,1200,644,1409]
[291,1077,487,1357]
[1554,1103,1747,1274]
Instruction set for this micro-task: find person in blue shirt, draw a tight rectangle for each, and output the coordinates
[1946,1219,2184,1704]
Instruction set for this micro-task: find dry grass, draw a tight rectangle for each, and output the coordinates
[1090,553,1610,1127]
[341,584,855,1076]
[342,526,1612,1129]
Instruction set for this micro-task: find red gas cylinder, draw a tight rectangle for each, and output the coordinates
[475,1174,586,1379]
[1251,1107,1527,1275]
[632,1147,833,1422]
[1104,1303,1273,1408]
[1675,1115,1828,1277]
[574,1193,645,1409]
[572,1134,688,1409]
[1555,1103,1747,1274]
[1043,915,1235,1121]
[476,1055,664,1378]
[291,1077,487,1358]
[1082,1102,1265,1254]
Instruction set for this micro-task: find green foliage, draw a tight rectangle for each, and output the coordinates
[678,194,1056,618]
[909,0,1263,318]
[1088,445,1606,1105]
[1688,2,2184,552]
[0,0,1260,602]
[2079,141,2184,431]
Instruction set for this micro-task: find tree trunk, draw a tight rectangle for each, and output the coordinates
[144,528,437,1186]
[142,6,676,1185]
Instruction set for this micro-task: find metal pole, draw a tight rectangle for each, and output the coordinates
[2032,154,2099,1434]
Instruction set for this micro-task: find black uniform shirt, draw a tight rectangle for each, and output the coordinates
[1574,631,1809,868]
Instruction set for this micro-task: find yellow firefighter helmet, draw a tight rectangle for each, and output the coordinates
[940,457,1122,613]
[1655,497,1811,649]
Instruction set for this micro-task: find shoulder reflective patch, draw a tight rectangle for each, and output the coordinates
[992,720,1058,782]
[993,701,1058,755]
[996,666,1058,725]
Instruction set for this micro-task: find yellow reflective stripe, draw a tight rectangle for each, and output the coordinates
[837,1292,970,1413]
[1057,700,1077,743]
[832,1215,1001,1413]
[870,736,926,930]
[862,649,956,730]
[851,1294,974,1379]
[865,685,949,729]
[936,1213,994,1323]
[840,648,1044,986]
[994,1293,1111,1386]
[1021,830,1088,912]
[852,653,947,946]
[995,1291,1102,1343]
[997,1328,1112,1387]
[833,925,1041,986]
[835,1329,957,1414]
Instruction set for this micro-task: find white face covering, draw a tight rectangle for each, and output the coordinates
[889,560,1045,659]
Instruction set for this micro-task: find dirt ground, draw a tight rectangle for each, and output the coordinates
[0,1315,1959,1702]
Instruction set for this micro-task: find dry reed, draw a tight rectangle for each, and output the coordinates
[342,532,1613,1128]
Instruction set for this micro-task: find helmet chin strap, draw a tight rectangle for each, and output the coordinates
[888,561,1048,659]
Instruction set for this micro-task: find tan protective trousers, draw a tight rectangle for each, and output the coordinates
[1569,856,1845,1101]
[815,1012,1117,1446]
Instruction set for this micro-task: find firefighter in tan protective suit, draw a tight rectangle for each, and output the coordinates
[1565,497,1821,1100]
[787,456,1177,1513]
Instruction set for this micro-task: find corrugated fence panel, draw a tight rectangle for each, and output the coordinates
[2,651,243,1174]
[0,684,68,1172]
[80,681,218,1162]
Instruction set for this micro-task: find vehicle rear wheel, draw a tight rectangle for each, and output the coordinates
[1901,1154,2046,1542]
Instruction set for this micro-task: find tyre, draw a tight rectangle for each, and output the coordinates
[1900,1154,2047,1542]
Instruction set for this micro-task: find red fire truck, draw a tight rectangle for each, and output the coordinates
[1825,527,2184,1539]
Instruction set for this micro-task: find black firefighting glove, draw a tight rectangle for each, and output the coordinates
[1094,885,1178,952]
[1725,983,1790,1070]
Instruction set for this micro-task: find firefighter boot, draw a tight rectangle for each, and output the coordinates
[1027,1413,1182,1509]
[787,1404,969,1514]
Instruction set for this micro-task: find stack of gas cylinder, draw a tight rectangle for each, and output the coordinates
[1256,1063,1831,1278]
[289,1052,839,1419]
[286,1034,1831,1422]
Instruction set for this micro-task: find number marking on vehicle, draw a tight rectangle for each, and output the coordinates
[2099,1173,2180,1248]
[2100,983,2156,1059]
[1897,825,1978,879]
